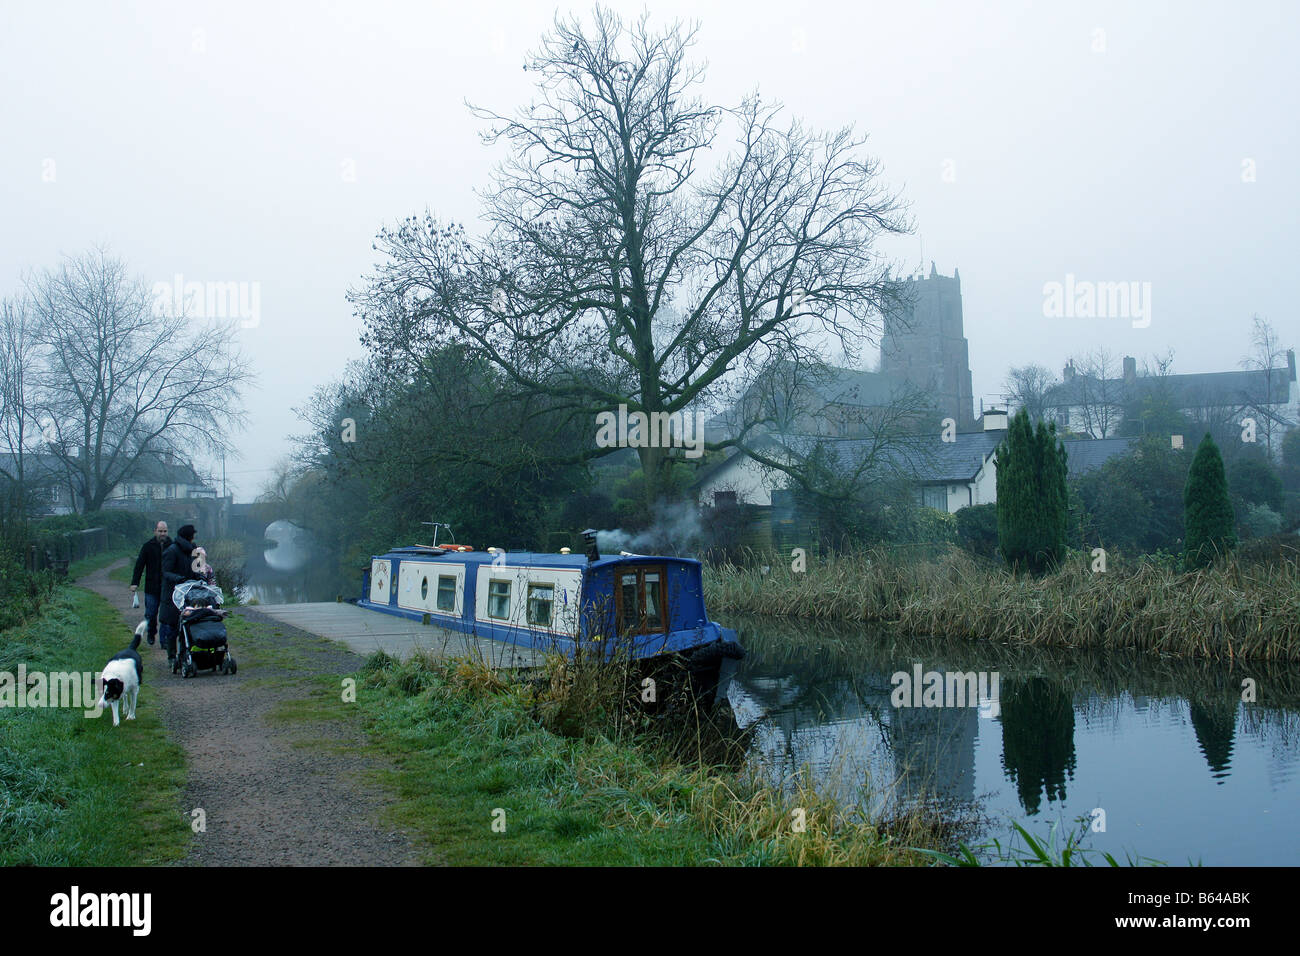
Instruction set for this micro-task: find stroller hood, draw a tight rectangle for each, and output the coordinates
[173,579,224,610]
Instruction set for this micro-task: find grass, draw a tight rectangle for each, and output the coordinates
[68,548,136,582]
[0,586,189,865]
[705,547,1300,661]
[348,648,973,865]
[917,819,1169,867]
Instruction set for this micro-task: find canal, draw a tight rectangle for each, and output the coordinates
[238,528,1298,866]
[729,613,1299,866]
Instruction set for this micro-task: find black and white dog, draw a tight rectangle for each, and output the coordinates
[99,626,145,726]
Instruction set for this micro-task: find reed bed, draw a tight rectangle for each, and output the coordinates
[705,548,1300,661]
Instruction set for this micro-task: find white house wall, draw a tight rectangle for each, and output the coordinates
[697,452,784,507]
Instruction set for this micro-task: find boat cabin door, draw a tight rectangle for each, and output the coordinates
[614,565,667,638]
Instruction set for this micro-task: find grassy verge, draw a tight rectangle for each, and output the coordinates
[705,547,1300,661]
[349,649,969,865]
[0,586,189,865]
[68,548,135,582]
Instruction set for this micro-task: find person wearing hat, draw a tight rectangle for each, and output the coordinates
[160,524,202,671]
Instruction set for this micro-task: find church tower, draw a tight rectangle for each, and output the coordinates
[880,263,976,430]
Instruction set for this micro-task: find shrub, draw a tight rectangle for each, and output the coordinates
[1242,504,1283,540]
[954,503,999,559]
[1229,451,1284,512]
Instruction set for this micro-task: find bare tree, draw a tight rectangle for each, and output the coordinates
[25,247,253,512]
[1241,314,1288,455]
[0,296,43,525]
[350,6,911,505]
[1002,364,1057,422]
[1068,348,1127,439]
[732,377,940,504]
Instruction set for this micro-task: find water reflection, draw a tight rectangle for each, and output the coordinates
[727,614,1300,865]
[263,520,314,573]
[1188,698,1238,781]
[999,677,1076,815]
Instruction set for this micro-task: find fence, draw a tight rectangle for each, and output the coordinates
[26,527,109,577]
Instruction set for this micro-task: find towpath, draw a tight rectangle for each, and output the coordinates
[81,560,427,866]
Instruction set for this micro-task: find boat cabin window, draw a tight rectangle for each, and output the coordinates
[420,576,429,601]
[527,584,554,627]
[436,575,456,612]
[616,566,667,635]
[487,579,511,619]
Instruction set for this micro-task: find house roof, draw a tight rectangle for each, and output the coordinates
[1061,436,1137,475]
[778,432,1000,484]
[123,455,204,485]
[1046,365,1292,410]
[0,450,207,488]
[695,430,1137,490]
[808,367,906,407]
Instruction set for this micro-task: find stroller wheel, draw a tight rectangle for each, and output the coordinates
[228,656,237,675]
[183,659,196,678]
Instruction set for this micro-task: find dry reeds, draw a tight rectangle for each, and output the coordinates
[705,548,1300,661]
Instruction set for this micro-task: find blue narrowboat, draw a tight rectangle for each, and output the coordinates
[355,531,744,697]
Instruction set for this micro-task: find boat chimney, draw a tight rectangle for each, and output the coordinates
[581,529,600,563]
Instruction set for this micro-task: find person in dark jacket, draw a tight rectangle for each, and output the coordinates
[129,521,171,645]
[160,524,201,671]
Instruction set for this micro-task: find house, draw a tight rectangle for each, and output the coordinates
[0,448,217,515]
[1044,351,1298,449]
[694,409,1136,516]
[108,450,218,506]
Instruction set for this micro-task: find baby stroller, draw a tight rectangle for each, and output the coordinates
[173,580,237,678]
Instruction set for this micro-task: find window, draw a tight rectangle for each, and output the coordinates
[527,584,554,627]
[436,575,456,612]
[615,566,668,636]
[619,572,640,634]
[420,576,429,601]
[642,572,663,630]
[487,580,511,619]
[922,486,947,511]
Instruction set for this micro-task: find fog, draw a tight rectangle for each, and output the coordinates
[2,0,1296,499]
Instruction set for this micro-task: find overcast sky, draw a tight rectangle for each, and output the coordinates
[3,0,1296,501]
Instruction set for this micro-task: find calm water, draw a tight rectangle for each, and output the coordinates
[726,614,1300,866]
[238,522,355,605]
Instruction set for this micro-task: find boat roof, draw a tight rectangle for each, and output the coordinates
[374,546,701,571]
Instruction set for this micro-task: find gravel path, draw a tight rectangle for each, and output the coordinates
[82,560,427,866]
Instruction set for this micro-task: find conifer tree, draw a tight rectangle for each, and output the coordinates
[996,408,1069,573]
[1183,432,1236,570]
